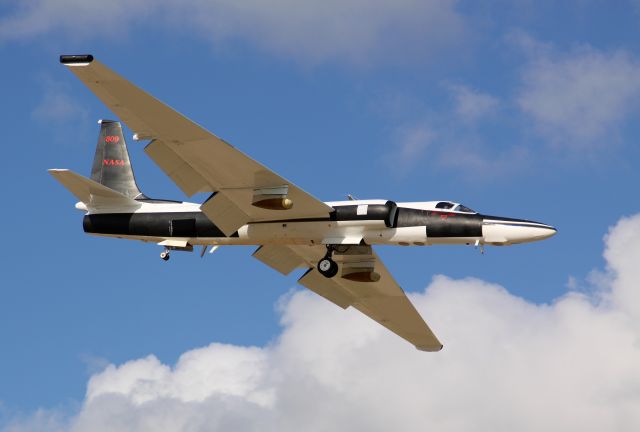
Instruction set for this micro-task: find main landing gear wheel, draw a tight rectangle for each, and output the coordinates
[160,250,170,261]
[317,257,338,278]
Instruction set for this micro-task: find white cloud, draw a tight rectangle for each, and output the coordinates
[517,45,640,149]
[386,109,526,179]
[187,0,465,65]
[377,84,518,178]
[8,214,640,431]
[2,409,67,432]
[391,123,437,169]
[0,0,154,41]
[32,78,87,124]
[436,143,531,178]
[447,84,500,122]
[388,120,530,179]
[603,215,640,328]
[0,0,465,65]
[85,346,273,407]
[385,39,640,174]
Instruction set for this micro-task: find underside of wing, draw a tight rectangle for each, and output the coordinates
[61,55,333,234]
[253,244,443,351]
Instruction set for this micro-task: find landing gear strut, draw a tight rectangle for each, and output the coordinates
[160,249,170,261]
[317,245,338,278]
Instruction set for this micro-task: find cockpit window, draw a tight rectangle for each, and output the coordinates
[435,201,455,209]
[454,204,476,213]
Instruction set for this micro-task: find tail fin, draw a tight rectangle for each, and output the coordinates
[91,120,146,199]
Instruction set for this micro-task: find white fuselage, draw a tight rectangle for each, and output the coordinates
[81,199,557,248]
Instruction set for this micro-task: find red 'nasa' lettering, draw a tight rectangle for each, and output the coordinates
[103,159,125,166]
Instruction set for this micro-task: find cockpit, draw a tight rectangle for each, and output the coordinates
[435,201,476,213]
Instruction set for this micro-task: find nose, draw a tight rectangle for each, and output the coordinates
[522,224,557,242]
[482,216,557,245]
[533,225,557,240]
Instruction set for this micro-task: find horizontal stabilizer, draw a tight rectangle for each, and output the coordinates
[48,169,141,211]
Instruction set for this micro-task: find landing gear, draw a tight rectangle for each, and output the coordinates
[317,245,339,278]
[157,243,194,261]
[318,257,338,278]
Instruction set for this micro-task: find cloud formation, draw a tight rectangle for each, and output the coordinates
[32,78,87,124]
[0,0,465,65]
[391,123,437,170]
[447,84,500,123]
[517,43,640,149]
[6,213,640,431]
[383,38,640,175]
[384,85,521,179]
[0,0,154,41]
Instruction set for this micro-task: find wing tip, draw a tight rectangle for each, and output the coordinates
[416,343,444,352]
[47,168,69,175]
[60,54,94,66]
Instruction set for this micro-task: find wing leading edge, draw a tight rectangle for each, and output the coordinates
[61,55,333,235]
[253,244,443,351]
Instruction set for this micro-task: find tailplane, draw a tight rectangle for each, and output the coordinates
[91,120,146,199]
[48,169,141,211]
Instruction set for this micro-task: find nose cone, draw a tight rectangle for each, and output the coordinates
[482,215,557,245]
[533,225,557,240]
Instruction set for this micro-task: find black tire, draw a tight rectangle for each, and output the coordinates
[317,258,338,278]
[160,251,170,261]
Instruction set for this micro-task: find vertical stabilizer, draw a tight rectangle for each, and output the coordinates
[91,120,146,199]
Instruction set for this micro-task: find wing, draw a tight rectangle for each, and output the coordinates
[253,244,443,351]
[60,55,333,235]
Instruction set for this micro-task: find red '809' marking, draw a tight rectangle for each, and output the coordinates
[105,135,120,143]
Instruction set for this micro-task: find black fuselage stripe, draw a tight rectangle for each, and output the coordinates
[83,212,227,238]
[83,208,492,239]
[82,205,546,240]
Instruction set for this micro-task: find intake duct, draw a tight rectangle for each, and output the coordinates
[331,200,398,227]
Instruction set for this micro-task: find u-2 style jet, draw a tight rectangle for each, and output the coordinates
[50,55,556,351]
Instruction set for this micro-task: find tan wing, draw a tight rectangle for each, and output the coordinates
[253,244,443,351]
[61,55,333,235]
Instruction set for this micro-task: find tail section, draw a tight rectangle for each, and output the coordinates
[91,120,146,199]
[48,169,141,211]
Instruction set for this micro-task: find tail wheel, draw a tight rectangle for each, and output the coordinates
[317,258,338,278]
[160,251,170,261]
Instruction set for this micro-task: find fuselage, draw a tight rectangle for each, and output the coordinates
[80,199,557,247]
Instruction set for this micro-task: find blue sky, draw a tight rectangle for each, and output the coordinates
[1,1,640,430]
